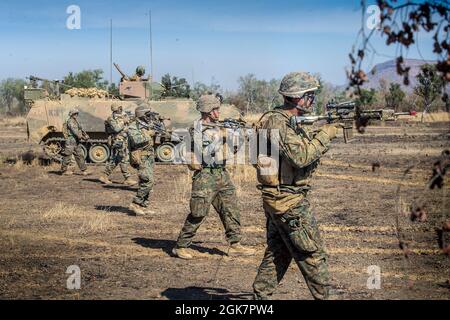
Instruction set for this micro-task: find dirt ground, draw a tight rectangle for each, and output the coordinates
[0,119,449,300]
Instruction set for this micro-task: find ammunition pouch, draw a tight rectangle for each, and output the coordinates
[256,154,279,187]
[261,185,309,215]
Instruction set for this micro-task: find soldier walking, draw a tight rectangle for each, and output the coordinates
[172,95,255,260]
[127,103,157,216]
[252,72,338,300]
[60,108,89,176]
[99,102,137,186]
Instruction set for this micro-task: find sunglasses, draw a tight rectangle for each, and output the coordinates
[302,92,316,104]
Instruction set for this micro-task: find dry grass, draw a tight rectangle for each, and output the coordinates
[411,112,450,122]
[41,202,116,235]
[0,115,27,127]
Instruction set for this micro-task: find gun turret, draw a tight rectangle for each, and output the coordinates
[113,63,130,81]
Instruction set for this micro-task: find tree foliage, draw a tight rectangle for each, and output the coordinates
[414,64,445,118]
[385,83,406,111]
[349,1,449,105]
[161,74,190,98]
[62,69,108,91]
[0,78,27,114]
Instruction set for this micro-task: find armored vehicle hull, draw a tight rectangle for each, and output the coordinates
[26,94,241,163]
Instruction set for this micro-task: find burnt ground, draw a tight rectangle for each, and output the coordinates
[0,120,449,300]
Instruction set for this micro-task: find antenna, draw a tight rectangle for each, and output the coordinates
[148,10,153,80]
[110,19,113,86]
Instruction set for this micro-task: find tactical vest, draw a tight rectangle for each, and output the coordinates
[255,109,319,189]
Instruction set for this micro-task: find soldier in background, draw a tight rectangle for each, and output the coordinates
[252,72,338,300]
[127,103,156,216]
[99,102,137,186]
[172,95,255,260]
[60,108,89,176]
[129,66,147,82]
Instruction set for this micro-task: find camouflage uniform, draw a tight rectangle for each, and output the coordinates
[173,95,254,259]
[175,124,242,248]
[61,110,88,174]
[127,105,156,213]
[253,72,336,300]
[103,109,131,180]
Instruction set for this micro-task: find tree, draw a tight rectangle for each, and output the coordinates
[161,74,190,98]
[235,74,282,114]
[356,88,377,109]
[385,83,406,111]
[190,79,222,101]
[108,83,120,97]
[0,78,27,114]
[62,69,108,91]
[414,64,444,121]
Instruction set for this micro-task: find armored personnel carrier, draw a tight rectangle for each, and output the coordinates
[25,67,241,163]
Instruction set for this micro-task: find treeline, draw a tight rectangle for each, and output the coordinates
[1,64,448,115]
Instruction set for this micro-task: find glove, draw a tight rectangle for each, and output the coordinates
[320,124,338,139]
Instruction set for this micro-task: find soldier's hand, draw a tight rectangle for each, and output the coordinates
[320,124,338,139]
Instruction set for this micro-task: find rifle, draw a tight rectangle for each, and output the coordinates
[134,111,182,143]
[292,101,417,143]
[202,118,252,130]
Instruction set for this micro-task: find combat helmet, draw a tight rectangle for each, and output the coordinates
[111,102,122,112]
[196,94,221,113]
[68,108,80,117]
[135,102,152,118]
[136,66,146,77]
[278,72,319,98]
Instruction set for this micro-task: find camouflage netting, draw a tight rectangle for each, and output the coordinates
[65,88,109,98]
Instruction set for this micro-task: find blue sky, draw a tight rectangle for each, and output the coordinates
[0,0,439,90]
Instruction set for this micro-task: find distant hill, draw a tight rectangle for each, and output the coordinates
[362,58,436,92]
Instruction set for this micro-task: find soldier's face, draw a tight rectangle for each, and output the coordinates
[210,108,220,122]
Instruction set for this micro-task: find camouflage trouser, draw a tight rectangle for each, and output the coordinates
[132,155,154,207]
[104,144,130,179]
[61,138,87,172]
[176,168,241,248]
[253,198,330,300]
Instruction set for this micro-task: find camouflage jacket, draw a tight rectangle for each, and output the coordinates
[190,120,231,169]
[127,119,155,151]
[106,113,129,141]
[63,117,85,142]
[260,107,332,189]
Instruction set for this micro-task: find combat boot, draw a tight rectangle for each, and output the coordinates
[123,177,138,186]
[61,170,74,176]
[99,175,113,185]
[172,247,194,260]
[228,243,255,256]
[129,203,147,216]
[145,207,156,215]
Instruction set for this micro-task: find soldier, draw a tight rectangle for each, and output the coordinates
[172,94,255,260]
[99,102,137,186]
[252,72,338,300]
[127,102,157,216]
[130,66,147,81]
[60,108,90,176]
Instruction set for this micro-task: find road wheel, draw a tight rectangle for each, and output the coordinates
[43,141,63,162]
[89,144,110,163]
[156,143,175,163]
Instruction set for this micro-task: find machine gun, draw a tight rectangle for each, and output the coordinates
[113,63,130,81]
[292,101,417,143]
